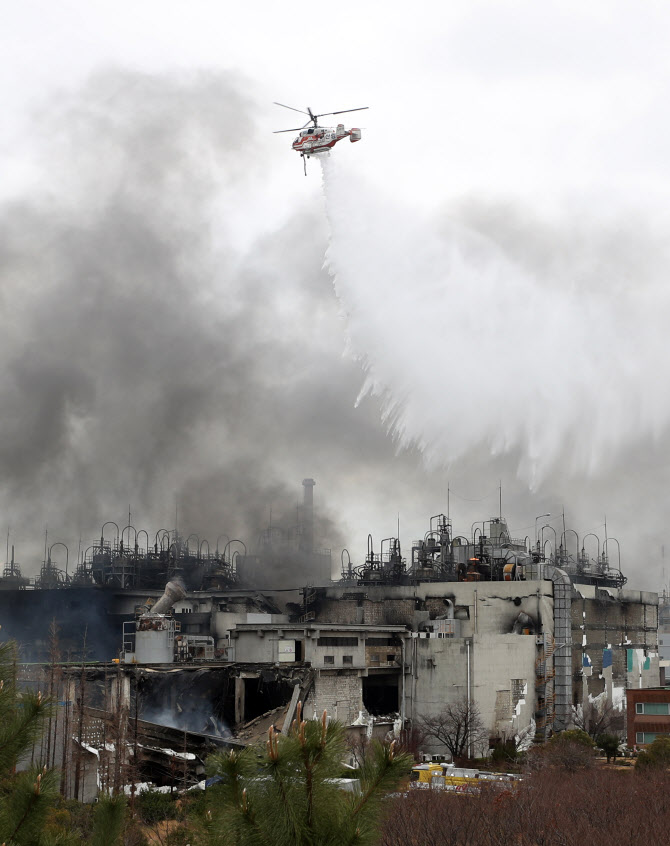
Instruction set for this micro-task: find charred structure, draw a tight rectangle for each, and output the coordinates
[5,499,662,794]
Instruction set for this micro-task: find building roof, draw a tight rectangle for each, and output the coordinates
[233,623,408,633]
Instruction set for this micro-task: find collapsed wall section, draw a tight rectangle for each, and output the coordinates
[574,585,659,707]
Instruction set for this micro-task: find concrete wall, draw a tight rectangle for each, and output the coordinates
[573,585,659,706]
[233,630,283,663]
[473,634,537,744]
[305,671,364,725]
[408,633,537,755]
[410,637,470,721]
[305,635,366,669]
[233,626,406,671]
[312,581,554,638]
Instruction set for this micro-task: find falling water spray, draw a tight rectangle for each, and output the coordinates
[320,155,668,485]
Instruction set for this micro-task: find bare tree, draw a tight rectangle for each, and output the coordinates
[418,698,488,761]
[572,697,624,739]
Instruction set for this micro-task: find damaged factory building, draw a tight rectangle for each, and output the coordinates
[2,483,661,795]
[105,508,660,769]
[227,521,659,753]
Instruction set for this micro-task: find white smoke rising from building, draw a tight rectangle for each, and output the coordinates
[321,155,667,485]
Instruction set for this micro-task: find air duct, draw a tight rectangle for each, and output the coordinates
[150,579,186,616]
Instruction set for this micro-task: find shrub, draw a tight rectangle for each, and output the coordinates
[136,789,178,825]
[636,735,670,771]
[491,739,519,766]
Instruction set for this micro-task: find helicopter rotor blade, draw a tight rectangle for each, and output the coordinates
[273,127,308,133]
[274,102,310,115]
[314,107,369,118]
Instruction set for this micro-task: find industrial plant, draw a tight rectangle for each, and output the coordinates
[2,480,664,799]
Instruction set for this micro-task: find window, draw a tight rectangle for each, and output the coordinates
[637,732,670,744]
[323,655,334,665]
[366,638,400,647]
[387,655,396,663]
[369,654,380,663]
[636,702,670,715]
[318,637,358,647]
[343,655,353,665]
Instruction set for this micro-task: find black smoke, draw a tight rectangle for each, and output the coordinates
[0,68,435,583]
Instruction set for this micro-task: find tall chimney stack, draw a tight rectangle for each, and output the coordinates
[301,478,315,556]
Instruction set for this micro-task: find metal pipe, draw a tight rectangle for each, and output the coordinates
[224,540,247,564]
[150,579,186,615]
[541,524,557,551]
[535,514,550,547]
[603,537,621,573]
[582,533,600,564]
[185,534,200,557]
[199,539,210,559]
[400,636,406,723]
[430,514,446,533]
[49,542,69,581]
[301,478,315,556]
[216,534,230,556]
[561,529,579,559]
[101,521,119,550]
[121,524,137,550]
[137,530,149,555]
[341,549,351,578]
[154,529,171,550]
[471,521,485,543]
[466,638,472,759]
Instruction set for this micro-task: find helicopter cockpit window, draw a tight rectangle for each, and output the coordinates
[307,128,314,134]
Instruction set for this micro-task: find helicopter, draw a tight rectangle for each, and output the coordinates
[274,103,368,174]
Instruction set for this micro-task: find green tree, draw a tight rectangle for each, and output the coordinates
[596,733,620,764]
[200,703,412,846]
[0,639,126,846]
[490,738,519,767]
[0,639,66,846]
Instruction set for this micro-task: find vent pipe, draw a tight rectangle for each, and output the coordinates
[301,478,315,556]
[149,579,186,616]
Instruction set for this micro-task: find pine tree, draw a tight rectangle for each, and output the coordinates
[0,638,126,846]
[0,639,68,845]
[200,703,413,846]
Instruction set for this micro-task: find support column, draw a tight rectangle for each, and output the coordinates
[234,677,245,725]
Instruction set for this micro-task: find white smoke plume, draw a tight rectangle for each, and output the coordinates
[321,155,668,486]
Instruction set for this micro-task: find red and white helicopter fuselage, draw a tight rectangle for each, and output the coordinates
[291,123,361,157]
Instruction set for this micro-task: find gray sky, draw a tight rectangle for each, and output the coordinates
[2,2,670,588]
